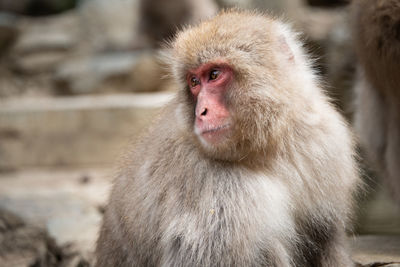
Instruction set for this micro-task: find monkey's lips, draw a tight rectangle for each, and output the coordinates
[196,123,232,144]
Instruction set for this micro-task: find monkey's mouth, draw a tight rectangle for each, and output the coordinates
[201,123,231,135]
[197,123,232,145]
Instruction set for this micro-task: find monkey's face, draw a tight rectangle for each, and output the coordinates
[182,59,277,162]
[186,61,234,147]
[169,11,296,161]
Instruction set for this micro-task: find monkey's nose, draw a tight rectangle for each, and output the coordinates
[196,106,208,118]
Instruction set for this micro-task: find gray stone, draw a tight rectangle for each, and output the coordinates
[140,0,217,45]
[356,185,400,235]
[12,51,70,74]
[10,12,80,74]
[216,0,303,17]
[0,208,55,267]
[54,51,177,94]
[0,168,111,255]
[13,28,76,54]
[78,0,139,50]
[0,207,91,267]
[294,7,346,43]
[0,92,173,170]
[351,235,400,266]
[54,51,143,94]
[0,195,101,250]
[324,9,355,116]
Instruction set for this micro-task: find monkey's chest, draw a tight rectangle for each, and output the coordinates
[159,174,295,266]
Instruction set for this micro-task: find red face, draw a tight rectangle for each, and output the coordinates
[187,62,234,145]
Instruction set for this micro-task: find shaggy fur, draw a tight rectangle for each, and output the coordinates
[95,10,360,267]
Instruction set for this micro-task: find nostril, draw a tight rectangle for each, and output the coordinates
[201,108,207,116]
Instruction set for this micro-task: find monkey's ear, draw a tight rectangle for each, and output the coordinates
[278,35,295,62]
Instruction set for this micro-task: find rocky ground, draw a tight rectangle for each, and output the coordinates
[0,168,109,266]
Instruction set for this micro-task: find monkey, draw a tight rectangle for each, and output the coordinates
[95,10,360,267]
[351,0,400,207]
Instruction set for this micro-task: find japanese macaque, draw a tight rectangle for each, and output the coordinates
[352,0,400,207]
[96,10,360,267]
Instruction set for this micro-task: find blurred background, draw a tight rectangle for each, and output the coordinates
[0,0,399,266]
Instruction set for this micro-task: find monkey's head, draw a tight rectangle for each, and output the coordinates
[166,10,313,163]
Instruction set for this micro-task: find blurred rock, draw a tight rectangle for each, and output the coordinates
[351,235,400,266]
[54,52,140,94]
[0,194,100,250]
[12,52,69,74]
[216,0,303,17]
[0,0,214,97]
[0,93,172,169]
[278,6,356,116]
[215,0,347,42]
[0,168,111,257]
[0,12,18,53]
[13,26,75,54]
[356,184,400,235]
[78,0,139,51]
[189,0,219,25]
[10,12,79,74]
[0,67,55,98]
[297,8,346,44]
[54,51,175,94]
[0,207,62,267]
[140,0,218,46]
[324,9,355,117]
[0,208,90,267]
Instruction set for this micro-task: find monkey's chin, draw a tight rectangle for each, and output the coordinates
[195,124,232,147]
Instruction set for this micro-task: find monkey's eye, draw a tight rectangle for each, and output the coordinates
[209,69,220,81]
[190,77,200,87]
